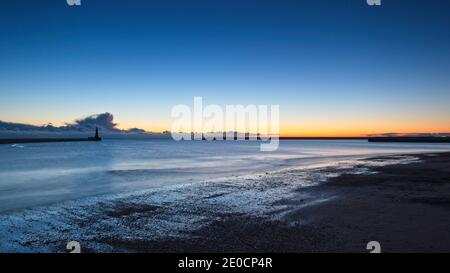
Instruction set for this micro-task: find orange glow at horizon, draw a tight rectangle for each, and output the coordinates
[117,120,450,137]
[279,118,450,137]
[4,116,450,138]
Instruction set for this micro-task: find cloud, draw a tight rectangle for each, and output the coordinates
[66,113,120,132]
[367,132,450,137]
[0,113,143,133]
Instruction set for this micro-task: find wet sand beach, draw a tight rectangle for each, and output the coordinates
[2,151,450,253]
[107,152,450,253]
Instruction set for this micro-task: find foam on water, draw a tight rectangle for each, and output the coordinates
[0,153,429,252]
[0,139,449,252]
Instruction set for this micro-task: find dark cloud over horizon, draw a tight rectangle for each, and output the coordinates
[0,113,145,133]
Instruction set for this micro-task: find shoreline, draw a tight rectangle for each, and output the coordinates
[1,152,450,252]
[108,152,450,253]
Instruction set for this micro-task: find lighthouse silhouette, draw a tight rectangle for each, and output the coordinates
[89,127,102,141]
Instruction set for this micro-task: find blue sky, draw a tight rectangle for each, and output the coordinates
[1,0,450,135]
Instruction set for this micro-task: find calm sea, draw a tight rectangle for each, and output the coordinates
[1,139,450,213]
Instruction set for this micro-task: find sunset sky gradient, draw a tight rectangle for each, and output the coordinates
[1,0,450,136]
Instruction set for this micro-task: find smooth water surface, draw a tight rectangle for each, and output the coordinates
[1,139,450,213]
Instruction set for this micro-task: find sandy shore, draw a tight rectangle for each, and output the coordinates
[107,152,450,253]
[2,152,450,253]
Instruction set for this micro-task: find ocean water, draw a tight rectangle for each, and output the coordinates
[1,139,450,252]
[1,139,450,214]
